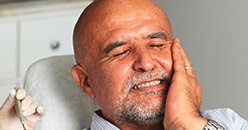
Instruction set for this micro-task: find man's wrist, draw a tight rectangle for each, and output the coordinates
[168,116,208,130]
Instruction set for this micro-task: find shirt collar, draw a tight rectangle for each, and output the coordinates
[91,110,120,130]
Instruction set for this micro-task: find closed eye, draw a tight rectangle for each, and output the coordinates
[149,44,165,48]
[113,48,131,57]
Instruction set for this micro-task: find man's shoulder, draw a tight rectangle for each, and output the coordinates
[201,108,248,130]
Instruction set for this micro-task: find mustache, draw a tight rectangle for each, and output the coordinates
[124,70,171,90]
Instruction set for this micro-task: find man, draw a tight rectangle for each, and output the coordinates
[71,0,247,129]
[0,0,247,129]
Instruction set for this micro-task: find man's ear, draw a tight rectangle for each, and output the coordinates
[71,65,95,98]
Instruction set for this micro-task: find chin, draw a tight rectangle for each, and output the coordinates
[113,87,167,126]
[115,98,166,125]
[128,108,165,126]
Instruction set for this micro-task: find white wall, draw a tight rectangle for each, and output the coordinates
[156,0,248,119]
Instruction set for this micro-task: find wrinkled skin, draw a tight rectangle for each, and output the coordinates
[72,0,207,130]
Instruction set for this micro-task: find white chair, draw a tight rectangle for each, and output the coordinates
[23,55,99,130]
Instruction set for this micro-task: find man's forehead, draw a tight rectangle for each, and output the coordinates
[78,0,170,39]
[100,22,170,43]
[73,0,171,64]
[85,0,166,24]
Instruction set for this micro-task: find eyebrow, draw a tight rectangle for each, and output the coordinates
[102,32,167,55]
[103,41,126,54]
[148,32,168,40]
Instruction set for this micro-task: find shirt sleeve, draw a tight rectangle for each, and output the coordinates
[201,108,248,130]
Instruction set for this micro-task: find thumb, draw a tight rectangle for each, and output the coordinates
[0,89,17,116]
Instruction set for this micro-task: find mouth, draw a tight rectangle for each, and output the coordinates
[132,79,165,90]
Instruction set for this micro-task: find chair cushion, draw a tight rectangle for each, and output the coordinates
[23,55,99,130]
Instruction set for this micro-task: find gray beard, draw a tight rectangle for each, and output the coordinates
[113,89,166,126]
[113,70,170,126]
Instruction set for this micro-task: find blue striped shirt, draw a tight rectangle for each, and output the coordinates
[83,108,248,130]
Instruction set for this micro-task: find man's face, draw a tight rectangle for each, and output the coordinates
[78,1,173,126]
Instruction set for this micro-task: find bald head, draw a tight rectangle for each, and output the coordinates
[72,1,174,128]
[73,0,172,66]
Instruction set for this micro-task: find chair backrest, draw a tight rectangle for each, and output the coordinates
[23,55,99,130]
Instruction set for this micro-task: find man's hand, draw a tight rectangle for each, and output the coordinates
[0,88,44,130]
[164,38,208,130]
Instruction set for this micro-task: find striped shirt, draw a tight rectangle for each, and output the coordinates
[83,108,248,130]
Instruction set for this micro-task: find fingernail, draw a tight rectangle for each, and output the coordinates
[176,37,181,43]
[173,37,180,43]
[174,41,179,48]
[16,89,26,100]
[10,88,16,98]
[37,106,44,114]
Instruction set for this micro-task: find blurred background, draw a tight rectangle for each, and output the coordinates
[0,0,247,119]
[0,0,91,105]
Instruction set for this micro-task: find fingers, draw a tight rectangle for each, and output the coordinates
[0,88,34,118]
[0,89,17,115]
[16,89,44,117]
[23,103,44,117]
[14,88,27,118]
[172,38,196,77]
[21,96,32,111]
[36,106,45,116]
[174,38,192,66]
[172,38,186,74]
[0,87,44,130]
[23,106,44,130]
[0,87,44,116]
[15,88,26,100]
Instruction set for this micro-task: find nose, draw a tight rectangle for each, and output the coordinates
[133,49,156,72]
